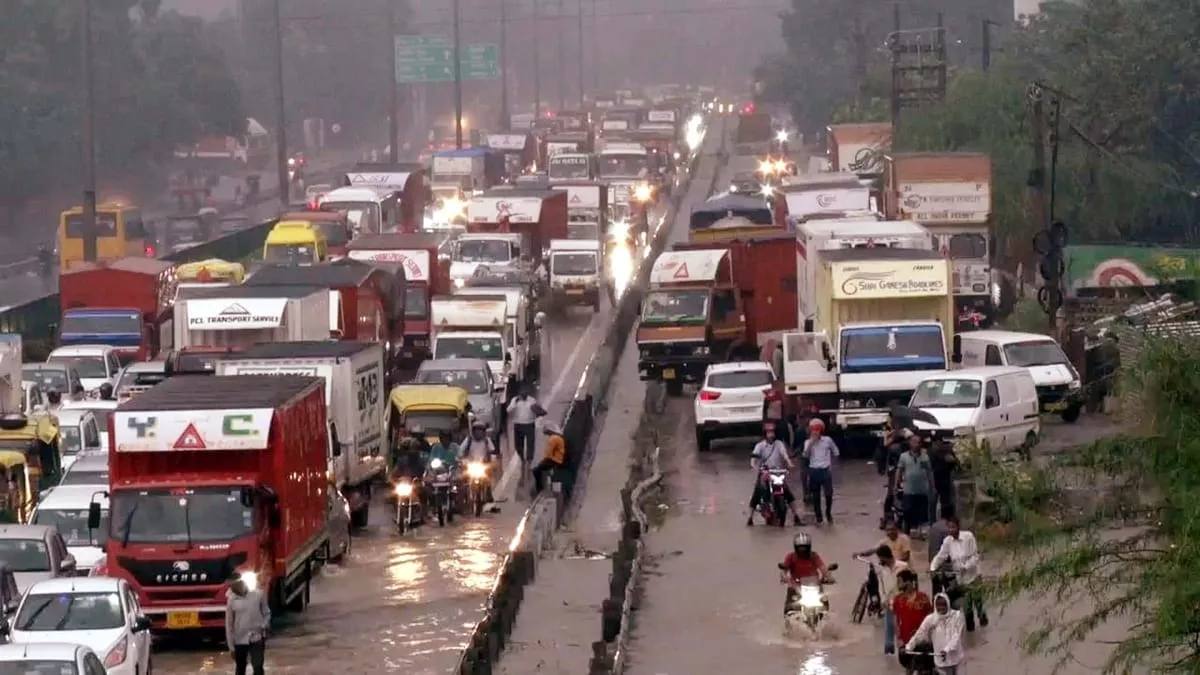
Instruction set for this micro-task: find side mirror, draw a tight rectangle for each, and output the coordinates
[985,395,998,408]
[268,506,282,529]
[951,334,962,364]
[803,318,814,333]
[133,615,152,633]
[504,352,513,363]
[87,502,102,530]
[331,440,342,458]
[59,554,77,574]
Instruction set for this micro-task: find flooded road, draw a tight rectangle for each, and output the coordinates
[154,305,613,674]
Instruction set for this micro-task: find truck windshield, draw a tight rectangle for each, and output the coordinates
[405,286,429,318]
[323,201,381,234]
[110,487,254,544]
[434,336,504,361]
[48,356,107,380]
[263,243,316,264]
[910,379,982,408]
[457,240,513,263]
[551,253,597,275]
[549,158,590,179]
[840,325,946,374]
[641,290,708,324]
[598,155,648,179]
[32,508,108,547]
[414,369,489,394]
[60,312,140,336]
[1003,340,1069,367]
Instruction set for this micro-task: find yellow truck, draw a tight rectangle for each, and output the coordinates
[783,247,954,440]
[262,221,329,264]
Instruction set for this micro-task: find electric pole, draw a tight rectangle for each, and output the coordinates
[452,0,464,148]
[271,0,289,206]
[556,0,566,109]
[577,0,585,105]
[533,0,542,117]
[499,0,509,129]
[591,0,599,91]
[388,0,399,162]
[888,12,947,128]
[80,0,98,262]
[982,18,998,72]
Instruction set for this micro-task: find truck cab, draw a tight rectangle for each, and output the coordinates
[262,221,328,265]
[552,181,609,242]
[430,296,520,400]
[460,189,570,286]
[547,239,603,311]
[58,257,176,363]
[636,248,746,395]
[453,279,544,383]
[547,153,595,183]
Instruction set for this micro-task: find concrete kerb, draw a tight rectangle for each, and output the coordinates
[453,127,711,674]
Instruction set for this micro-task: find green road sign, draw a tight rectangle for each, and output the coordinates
[394,36,499,83]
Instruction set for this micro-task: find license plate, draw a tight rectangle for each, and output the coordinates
[166,611,200,629]
[736,406,759,414]
[662,368,676,380]
[567,289,584,296]
[432,480,450,487]
[1045,402,1066,411]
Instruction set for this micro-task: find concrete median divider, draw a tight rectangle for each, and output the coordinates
[452,125,722,674]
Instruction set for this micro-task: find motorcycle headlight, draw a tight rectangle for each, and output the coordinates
[394,482,414,498]
[466,462,487,479]
[237,570,258,592]
[799,585,823,608]
[1069,379,1082,391]
[429,458,445,470]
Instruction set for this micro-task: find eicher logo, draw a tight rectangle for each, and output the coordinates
[840,264,944,296]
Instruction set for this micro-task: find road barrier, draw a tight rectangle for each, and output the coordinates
[453,119,724,674]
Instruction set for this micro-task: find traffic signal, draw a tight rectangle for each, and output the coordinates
[1033,221,1068,317]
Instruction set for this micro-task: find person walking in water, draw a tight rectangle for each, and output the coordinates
[226,574,271,675]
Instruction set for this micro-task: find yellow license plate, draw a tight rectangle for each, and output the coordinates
[566,289,584,295]
[1045,402,1067,412]
[662,368,676,380]
[166,611,200,629]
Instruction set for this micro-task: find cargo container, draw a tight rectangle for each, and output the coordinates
[59,258,176,362]
[216,341,387,526]
[551,181,609,242]
[173,285,330,350]
[673,234,798,337]
[826,122,892,174]
[339,162,429,234]
[94,375,329,629]
[880,152,993,328]
[688,193,784,243]
[457,188,569,284]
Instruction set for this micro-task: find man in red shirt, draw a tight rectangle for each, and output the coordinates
[892,569,934,673]
[778,532,829,582]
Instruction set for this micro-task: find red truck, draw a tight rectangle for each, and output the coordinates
[345,233,451,370]
[244,259,403,341]
[59,257,176,363]
[636,235,798,396]
[465,188,569,265]
[92,375,330,629]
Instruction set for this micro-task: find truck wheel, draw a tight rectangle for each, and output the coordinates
[695,428,711,452]
[666,380,684,397]
[1060,403,1082,423]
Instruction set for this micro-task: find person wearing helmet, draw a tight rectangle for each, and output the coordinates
[778,532,829,586]
[749,422,804,526]
[460,419,499,506]
[531,421,566,498]
[802,417,840,525]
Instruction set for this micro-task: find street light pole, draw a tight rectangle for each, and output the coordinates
[271,0,289,206]
[556,0,565,109]
[576,0,584,105]
[452,0,464,148]
[533,0,541,117]
[591,0,598,91]
[389,0,399,162]
[499,0,509,129]
[80,0,98,262]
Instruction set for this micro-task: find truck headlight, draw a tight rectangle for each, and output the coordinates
[1069,379,1081,391]
[692,346,710,355]
[454,278,466,288]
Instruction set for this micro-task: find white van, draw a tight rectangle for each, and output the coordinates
[952,330,1083,422]
[909,367,1041,457]
[29,486,109,574]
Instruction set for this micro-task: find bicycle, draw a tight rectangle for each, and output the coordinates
[850,554,884,624]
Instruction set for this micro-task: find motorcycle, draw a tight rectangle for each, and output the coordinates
[900,644,938,674]
[757,469,789,527]
[425,458,457,526]
[783,563,838,634]
[393,479,423,535]
[464,460,490,517]
[850,555,884,624]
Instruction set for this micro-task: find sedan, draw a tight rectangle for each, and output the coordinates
[10,576,152,675]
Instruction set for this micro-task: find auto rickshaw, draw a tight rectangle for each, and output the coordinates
[277,210,352,259]
[0,452,33,523]
[0,415,62,507]
[176,259,246,288]
[261,221,328,265]
[386,385,472,530]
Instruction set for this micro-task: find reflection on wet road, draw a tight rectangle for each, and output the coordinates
[155,307,606,674]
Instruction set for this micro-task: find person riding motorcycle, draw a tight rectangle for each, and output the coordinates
[778,532,830,611]
[459,420,498,505]
[748,422,804,526]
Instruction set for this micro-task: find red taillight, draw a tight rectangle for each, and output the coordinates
[764,387,780,400]
[308,199,320,210]
[698,390,721,401]
[144,245,155,256]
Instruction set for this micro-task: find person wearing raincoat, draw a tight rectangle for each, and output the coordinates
[905,592,965,674]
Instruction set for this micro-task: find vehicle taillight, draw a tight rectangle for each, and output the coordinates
[144,245,155,256]
[104,635,128,667]
[763,387,780,399]
[698,390,721,401]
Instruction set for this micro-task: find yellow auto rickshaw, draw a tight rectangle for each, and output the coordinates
[0,414,62,514]
[387,385,471,455]
[176,258,246,287]
[262,221,328,265]
[0,452,34,524]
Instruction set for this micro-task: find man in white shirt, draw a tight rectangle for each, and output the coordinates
[506,387,545,468]
[929,515,988,631]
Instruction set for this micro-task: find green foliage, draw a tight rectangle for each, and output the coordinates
[0,3,243,208]
[966,337,1200,672]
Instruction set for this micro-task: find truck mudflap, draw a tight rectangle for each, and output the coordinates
[637,357,714,384]
[829,407,891,432]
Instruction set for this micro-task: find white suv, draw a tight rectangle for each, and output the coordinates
[693,361,776,452]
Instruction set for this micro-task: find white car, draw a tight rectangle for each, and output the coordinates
[31,486,110,574]
[0,642,106,674]
[46,346,122,393]
[60,400,118,453]
[10,577,152,675]
[53,408,104,471]
[693,361,776,452]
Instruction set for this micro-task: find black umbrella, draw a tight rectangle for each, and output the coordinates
[888,403,941,431]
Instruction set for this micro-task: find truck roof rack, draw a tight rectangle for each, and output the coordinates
[116,375,320,411]
[236,341,376,360]
[182,284,326,300]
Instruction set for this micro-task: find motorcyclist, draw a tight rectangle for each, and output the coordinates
[459,420,498,505]
[748,422,804,526]
[428,431,459,469]
[778,532,829,609]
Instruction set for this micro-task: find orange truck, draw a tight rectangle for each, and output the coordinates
[880,151,994,328]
